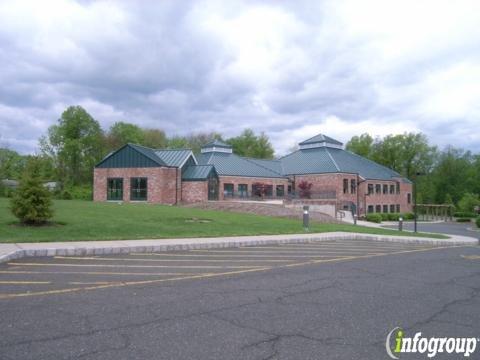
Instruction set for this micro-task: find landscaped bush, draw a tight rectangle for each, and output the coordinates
[456,218,471,223]
[453,211,476,219]
[366,213,382,223]
[402,212,415,220]
[380,213,389,221]
[476,217,480,228]
[10,158,53,225]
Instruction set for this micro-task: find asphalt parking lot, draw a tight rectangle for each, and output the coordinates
[0,239,445,300]
[1,239,479,360]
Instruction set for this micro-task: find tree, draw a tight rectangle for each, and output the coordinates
[167,132,223,153]
[345,133,374,158]
[457,193,480,213]
[143,128,167,148]
[106,122,145,150]
[226,129,274,159]
[40,106,104,185]
[0,148,26,179]
[10,157,53,225]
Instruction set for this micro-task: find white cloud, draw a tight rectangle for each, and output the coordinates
[0,0,479,154]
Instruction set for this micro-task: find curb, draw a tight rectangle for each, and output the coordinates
[0,232,477,264]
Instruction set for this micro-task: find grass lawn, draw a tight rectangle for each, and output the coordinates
[0,198,448,243]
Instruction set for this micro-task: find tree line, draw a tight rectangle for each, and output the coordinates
[345,133,480,210]
[1,105,479,210]
[1,106,274,191]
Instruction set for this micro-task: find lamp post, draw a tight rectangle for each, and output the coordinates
[413,172,424,233]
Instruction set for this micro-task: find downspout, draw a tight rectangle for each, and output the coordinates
[175,167,178,205]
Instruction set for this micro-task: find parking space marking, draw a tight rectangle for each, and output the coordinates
[0,281,51,285]
[461,255,480,260]
[190,249,384,255]
[7,262,266,269]
[0,270,206,276]
[0,242,463,300]
[53,256,294,263]
[129,253,344,258]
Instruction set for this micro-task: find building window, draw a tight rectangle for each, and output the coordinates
[107,178,123,201]
[238,184,248,198]
[287,185,292,194]
[383,184,388,194]
[224,183,234,197]
[265,185,273,197]
[276,185,285,197]
[375,205,381,213]
[368,205,374,213]
[383,205,388,213]
[390,185,395,194]
[390,204,395,213]
[407,193,411,204]
[343,179,349,194]
[130,178,147,201]
[396,204,400,213]
[350,179,356,194]
[368,184,374,195]
[396,182,400,194]
[375,184,381,194]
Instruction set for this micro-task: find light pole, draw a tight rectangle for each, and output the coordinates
[413,172,424,233]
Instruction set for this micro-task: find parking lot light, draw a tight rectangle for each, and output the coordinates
[399,217,403,232]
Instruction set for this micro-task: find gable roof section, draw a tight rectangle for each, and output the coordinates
[299,134,343,146]
[197,152,286,178]
[182,165,217,181]
[96,144,166,168]
[155,149,196,167]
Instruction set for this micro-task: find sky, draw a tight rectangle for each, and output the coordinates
[0,0,479,156]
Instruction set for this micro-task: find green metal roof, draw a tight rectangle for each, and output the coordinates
[155,149,195,167]
[243,158,284,176]
[202,139,231,149]
[96,144,194,168]
[182,165,217,181]
[279,147,408,181]
[299,134,343,146]
[197,152,285,178]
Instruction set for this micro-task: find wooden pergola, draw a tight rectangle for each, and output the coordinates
[416,204,455,221]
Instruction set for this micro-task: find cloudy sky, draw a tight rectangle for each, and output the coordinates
[0,0,479,155]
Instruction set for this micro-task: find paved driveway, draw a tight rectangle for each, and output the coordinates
[0,239,479,360]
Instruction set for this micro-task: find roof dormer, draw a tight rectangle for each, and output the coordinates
[201,139,233,154]
[298,134,343,150]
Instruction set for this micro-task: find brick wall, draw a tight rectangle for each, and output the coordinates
[218,176,289,200]
[181,181,208,203]
[93,167,179,205]
[292,173,413,216]
[358,178,413,215]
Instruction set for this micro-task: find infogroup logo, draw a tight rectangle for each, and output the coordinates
[386,327,479,359]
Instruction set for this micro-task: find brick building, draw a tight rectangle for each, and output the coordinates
[93,134,412,216]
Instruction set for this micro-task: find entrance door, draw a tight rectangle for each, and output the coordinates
[208,177,219,200]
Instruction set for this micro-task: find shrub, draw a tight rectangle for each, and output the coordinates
[298,180,312,199]
[366,213,382,223]
[476,217,480,228]
[379,213,389,221]
[456,218,471,223]
[387,213,400,221]
[402,212,415,220]
[10,158,53,225]
[453,212,476,219]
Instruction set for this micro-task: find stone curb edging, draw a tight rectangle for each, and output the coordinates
[0,232,477,264]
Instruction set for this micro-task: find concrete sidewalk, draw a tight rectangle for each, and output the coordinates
[0,232,477,264]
